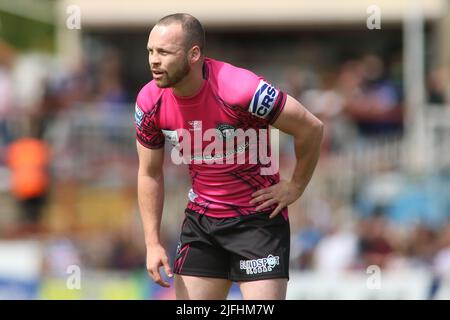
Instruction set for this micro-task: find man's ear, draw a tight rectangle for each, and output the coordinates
[189,46,201,63]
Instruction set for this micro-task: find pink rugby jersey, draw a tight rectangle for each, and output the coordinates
[135,58,288,218]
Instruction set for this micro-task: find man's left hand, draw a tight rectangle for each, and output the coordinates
[250,180,303,218]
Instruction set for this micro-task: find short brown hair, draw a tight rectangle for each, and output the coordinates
[156,13,205,54]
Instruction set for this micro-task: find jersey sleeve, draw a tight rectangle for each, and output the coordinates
[134,83,165,149]
[246,77,287,125]
[215,61,287,126]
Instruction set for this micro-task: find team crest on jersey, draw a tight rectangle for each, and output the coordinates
[161,129,179,146]
[134,103,144,128]
[249,80,279,119]
[216,124,236,140]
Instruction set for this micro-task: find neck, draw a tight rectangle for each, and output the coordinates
[172,66,204,97]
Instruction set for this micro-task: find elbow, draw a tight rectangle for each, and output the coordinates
[312,118,324,142]
[138,166,163,181]
[292,118,324,146]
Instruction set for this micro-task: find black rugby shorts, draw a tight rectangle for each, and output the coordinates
[173,209,290,281]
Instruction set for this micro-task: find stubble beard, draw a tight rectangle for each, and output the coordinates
[155,57,191,88]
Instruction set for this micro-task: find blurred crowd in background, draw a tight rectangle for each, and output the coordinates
[0,0,450,299]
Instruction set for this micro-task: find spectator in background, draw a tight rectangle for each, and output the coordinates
[64,58,95,105]
[406,224,438,267]
[357,208,395,269]
[428,222,450,299]
[342,55,403,138]
[0,40,16,152]
[282,66,306,101]
[292,216,323,270]
[6,128,51,233]
[110,229,145,270]
[11,53,54,138]
[313,221,358,273]
[301,69,350,153]
[95,50,130,109]
[427,67,447,105]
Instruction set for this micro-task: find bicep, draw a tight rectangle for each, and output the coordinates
[272,94,323,136]
[136,140,164,178]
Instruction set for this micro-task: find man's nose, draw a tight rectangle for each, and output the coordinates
[150,53,161,65]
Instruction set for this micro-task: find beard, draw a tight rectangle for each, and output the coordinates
[154,57,190,88]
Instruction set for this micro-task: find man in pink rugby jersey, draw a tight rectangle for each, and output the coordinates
[135,13,323,300]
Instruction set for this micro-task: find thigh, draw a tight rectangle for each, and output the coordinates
[239,278,287,300]
[175,275,232,300]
